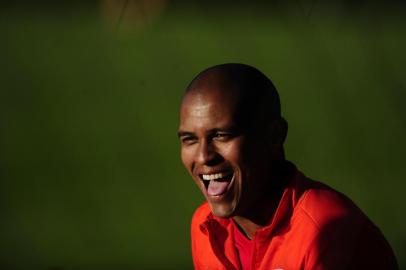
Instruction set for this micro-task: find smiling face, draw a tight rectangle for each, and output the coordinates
[178,87,274,218]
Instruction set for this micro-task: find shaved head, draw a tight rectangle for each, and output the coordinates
[179,63,288,220]
[182,63,286,145]
[185,63,281,122]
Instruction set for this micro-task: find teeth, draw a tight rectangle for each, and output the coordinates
[202,172,230,181]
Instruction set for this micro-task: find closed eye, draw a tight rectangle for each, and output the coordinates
[212,132,234,142]
[180,135,197,145]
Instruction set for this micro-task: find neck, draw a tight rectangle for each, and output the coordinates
[232,194,280,239]
[232,160,293,239]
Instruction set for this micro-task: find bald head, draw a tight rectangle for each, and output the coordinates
[182,64,285,143]
[185,63,281,122]
[179,64,288,219]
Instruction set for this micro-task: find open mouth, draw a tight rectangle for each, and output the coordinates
[199,171,234,197]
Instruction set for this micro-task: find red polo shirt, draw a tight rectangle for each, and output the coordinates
[191,169,398,270]
[232,220,254,270]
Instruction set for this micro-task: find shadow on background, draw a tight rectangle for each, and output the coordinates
[0,0,405,269]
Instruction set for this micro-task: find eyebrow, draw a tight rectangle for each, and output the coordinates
[177,127,240,138]
[177,131,194,138]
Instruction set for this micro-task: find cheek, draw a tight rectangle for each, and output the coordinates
[180,148,193,172]
[220,141,245,164]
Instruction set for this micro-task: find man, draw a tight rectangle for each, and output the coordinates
[178,63,398,270]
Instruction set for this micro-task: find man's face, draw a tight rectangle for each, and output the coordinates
[178,89,272,218]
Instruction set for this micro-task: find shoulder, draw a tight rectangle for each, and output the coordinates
[296,178,367,230]
[294,178,398,269]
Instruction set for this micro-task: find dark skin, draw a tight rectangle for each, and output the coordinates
[179,67,288,239]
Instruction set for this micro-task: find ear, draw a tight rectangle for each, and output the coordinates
[269,117,288,145]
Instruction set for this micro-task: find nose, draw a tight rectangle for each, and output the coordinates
[195,139,220,166]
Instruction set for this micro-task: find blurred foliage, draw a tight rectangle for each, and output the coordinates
[0,1,405,269]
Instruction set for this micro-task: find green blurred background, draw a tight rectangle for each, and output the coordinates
[1,0,405,269]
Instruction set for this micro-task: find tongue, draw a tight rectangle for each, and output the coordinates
[207,180,229,196]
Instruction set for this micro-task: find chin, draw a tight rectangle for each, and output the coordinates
[209,203,236,218]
